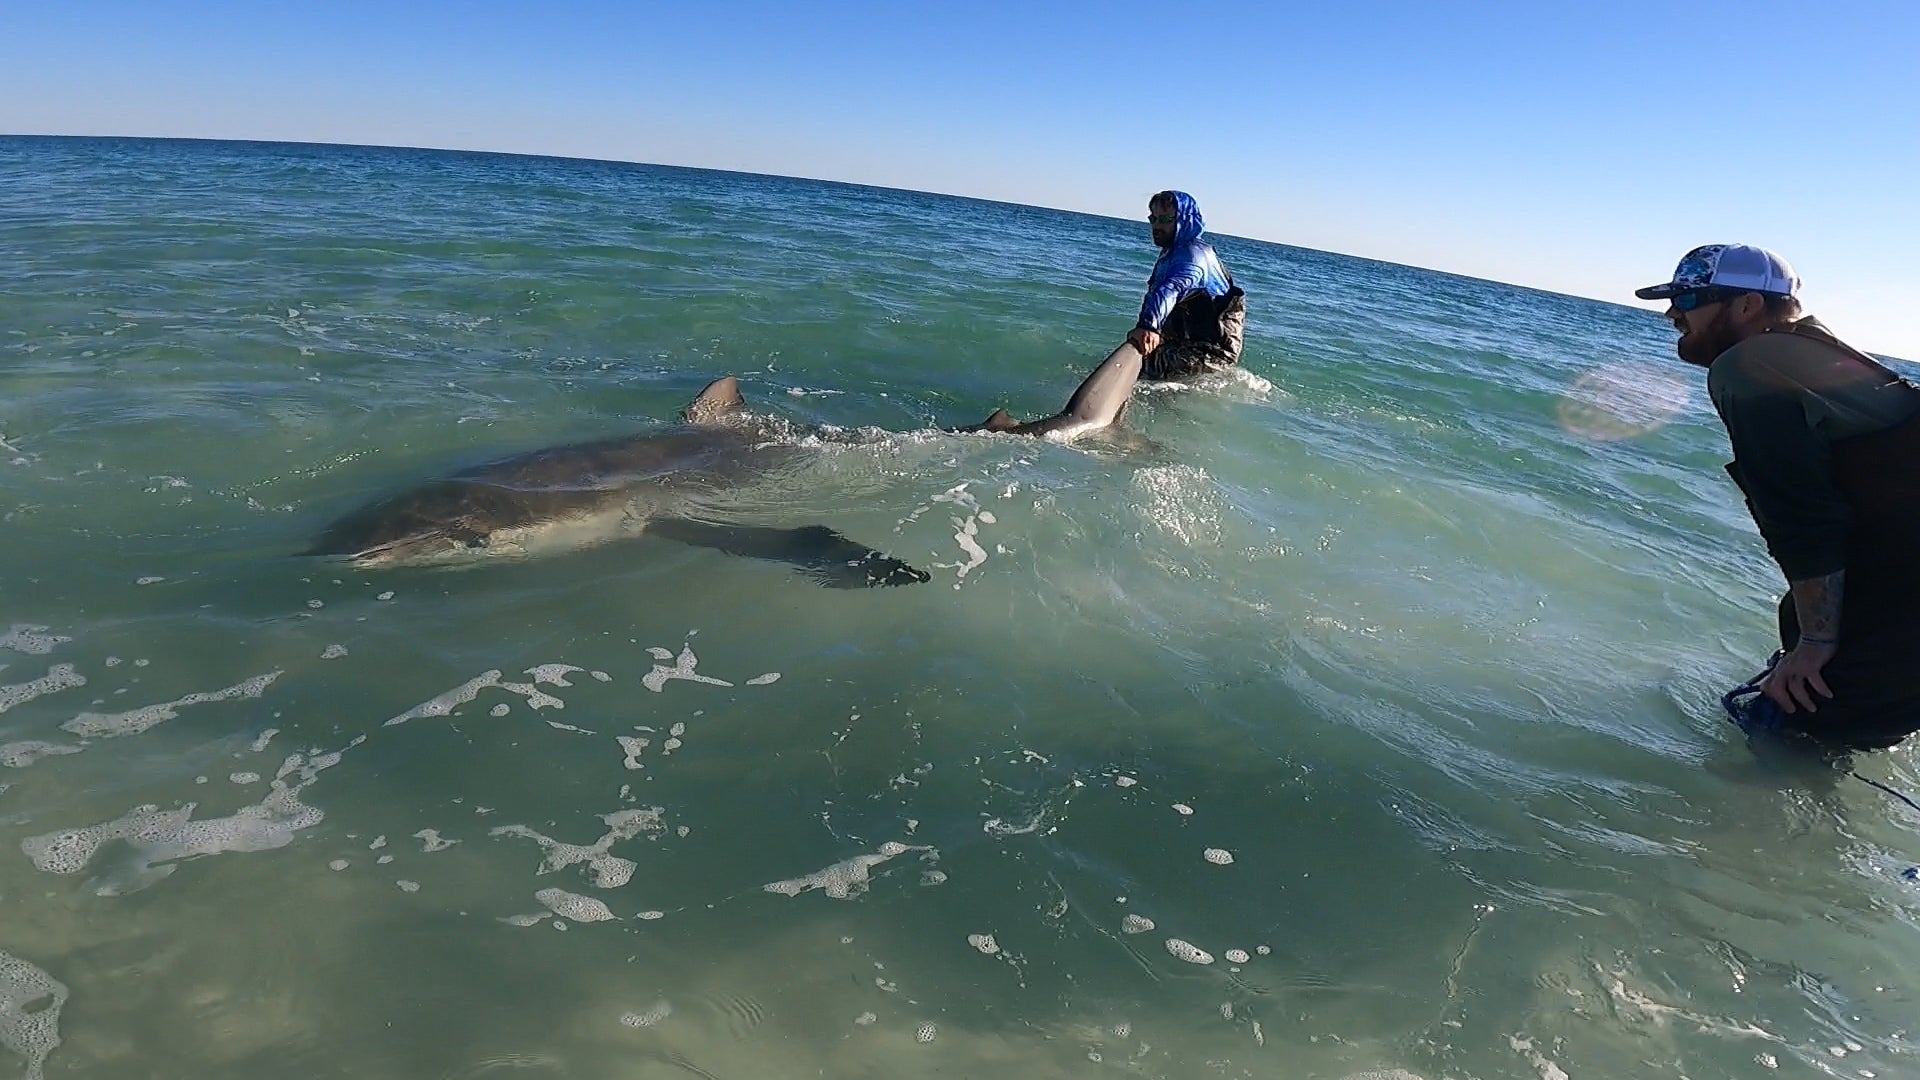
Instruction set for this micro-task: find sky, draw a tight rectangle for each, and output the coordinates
[5,0,1918,357]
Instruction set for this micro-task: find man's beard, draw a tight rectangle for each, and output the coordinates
[1152,226,1174,247]
[1676,305,1738,367]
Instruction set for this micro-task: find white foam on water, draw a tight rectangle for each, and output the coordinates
[1203,847,1234,865]
[925,483,992,588]
[617,736,649,770]
[982,813,1045,836]
[545,720,596,735]
[591,671,611,682]
[854,1012,877,1026]
[104,657,121,668]
[1507,1038,1569,1080]
[490,704,511,717]
[0,626,68,656]
[499,913,544,927]
[136,576,166,586]
[0,950,67,1080]
[915,1023,937,1043]
[0,741,84,769]
[1164,939,1213,964]
[745,672,781,685]
[534,887,619,923]
[0,665,86,716]
[397,880,420,892]
[1172,803,1194,816]
[1121,914,1155,934]
[641,644,733,693]
[320,644,348,660]
[228,772,260,785]
[1225,949,1251,964]
[21,741,353,894]
[967,933,999,956]
[368,835,387,850]
[384,670,502,726]
[621,1001,672,1027]
[490,808,665,888]
[763,841,934,900]
[328,860,349,871]
[248,728,279,753]
[1256,945,1270,955]
[61,670,280,738]
[1337,1071,1427,1080]
[413,829,459,852]
[1132,464,1225,547]
[376,591,395,601]
[1115,775,1138,787]
[305,600,323,610]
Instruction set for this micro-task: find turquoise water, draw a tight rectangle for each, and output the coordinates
[1,135,1917,1080]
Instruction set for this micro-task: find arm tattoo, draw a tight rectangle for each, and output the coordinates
[1789,570,1845,642]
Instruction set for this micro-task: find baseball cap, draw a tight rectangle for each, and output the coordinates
[1635,244,1800,301]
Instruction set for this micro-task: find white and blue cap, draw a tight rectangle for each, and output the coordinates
[1635,244,1800,301]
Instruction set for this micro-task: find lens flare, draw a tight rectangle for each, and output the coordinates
[1557,362,1692,441]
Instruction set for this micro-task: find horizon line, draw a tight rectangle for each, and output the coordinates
[3,130,1669,320]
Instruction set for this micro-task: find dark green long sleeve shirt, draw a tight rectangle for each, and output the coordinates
[1708,318,1920,580]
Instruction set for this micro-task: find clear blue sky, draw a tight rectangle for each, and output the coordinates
[6,1,1918,357]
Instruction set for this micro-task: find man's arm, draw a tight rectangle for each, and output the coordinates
[1762,570,1843,712]
[1713,353,1854,713]
[1135,259,1205,335]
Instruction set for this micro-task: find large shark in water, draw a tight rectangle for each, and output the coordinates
[309,342,1145,580]
[307,377,931,586]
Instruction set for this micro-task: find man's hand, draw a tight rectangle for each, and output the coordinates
[1761,638,1838,713]
[1127,327,1162,355]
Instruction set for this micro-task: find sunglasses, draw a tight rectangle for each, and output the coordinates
[1671,288,1744,312]
[1149,213,1178,225]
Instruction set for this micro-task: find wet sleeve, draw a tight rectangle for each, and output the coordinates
[1137,256,1204,332]
[1710,357,1851,580]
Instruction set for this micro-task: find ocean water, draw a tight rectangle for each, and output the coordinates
[1,135,1917,1080]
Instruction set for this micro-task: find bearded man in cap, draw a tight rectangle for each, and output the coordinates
[1638,244,1920,751]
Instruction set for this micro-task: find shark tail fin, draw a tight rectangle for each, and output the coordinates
[681,376,747,426]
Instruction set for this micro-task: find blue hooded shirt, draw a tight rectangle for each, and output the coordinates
[1136,191,1233,333]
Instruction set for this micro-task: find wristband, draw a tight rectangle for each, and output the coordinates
[1798,634,1837,646]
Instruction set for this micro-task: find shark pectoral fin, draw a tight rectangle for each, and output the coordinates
[646,518,931,588]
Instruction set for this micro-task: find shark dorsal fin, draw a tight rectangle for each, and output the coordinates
[681,376,747,426]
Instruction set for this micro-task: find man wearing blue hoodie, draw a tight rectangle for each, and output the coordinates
[1124,191,1247,379]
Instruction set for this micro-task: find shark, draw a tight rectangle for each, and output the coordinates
[306,376,931,586]
[307,342,1145,582]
